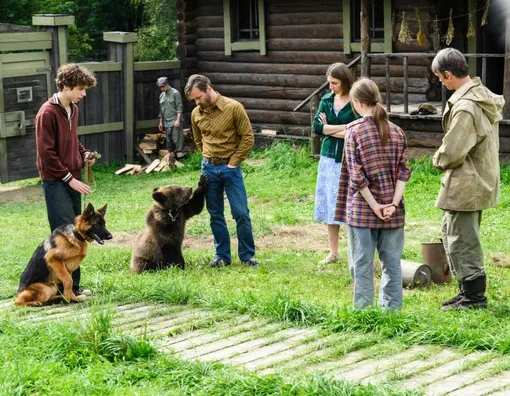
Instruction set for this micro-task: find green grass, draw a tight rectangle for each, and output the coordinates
[1,142,510,394]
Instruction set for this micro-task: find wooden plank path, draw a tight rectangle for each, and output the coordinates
[1,299,509,395]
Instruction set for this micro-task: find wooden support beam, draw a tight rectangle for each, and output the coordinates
[504,1,510,119]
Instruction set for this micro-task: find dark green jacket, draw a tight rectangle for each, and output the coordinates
[312,92,357,162]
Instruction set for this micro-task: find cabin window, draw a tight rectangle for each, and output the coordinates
[223,0,266,55]
[343,0,392,54]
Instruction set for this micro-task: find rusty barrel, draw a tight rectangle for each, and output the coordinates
[401,260,432,288]
[421,240,452,284]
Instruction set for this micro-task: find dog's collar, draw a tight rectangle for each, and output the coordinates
[168,208,182,222]
[72,228,86,242]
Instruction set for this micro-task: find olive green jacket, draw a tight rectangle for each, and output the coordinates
[159,87,183,127]
[433,77,505,211]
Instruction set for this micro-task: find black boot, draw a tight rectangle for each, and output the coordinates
[443,275,487,310]
[442,282,464,306]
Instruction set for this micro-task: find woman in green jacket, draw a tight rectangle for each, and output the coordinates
[312,62,357,267]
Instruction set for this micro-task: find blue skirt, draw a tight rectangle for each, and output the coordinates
[314,156,344,225]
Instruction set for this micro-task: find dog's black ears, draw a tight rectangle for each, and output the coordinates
[97,204,107,216]
[82,203,95,218]
[153,187,159,192]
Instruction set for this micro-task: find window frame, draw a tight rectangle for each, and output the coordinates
[223,0,266,55]
[343,0,392,54]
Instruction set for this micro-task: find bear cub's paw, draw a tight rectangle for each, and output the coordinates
[198,174,209,192]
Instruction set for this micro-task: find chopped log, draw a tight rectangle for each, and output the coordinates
[143,149,153,154]
[261,129,278,136]
[155,154,171,171]
[135,146,153,165]
[126,165,142,175]
[145,159,161,174]
[145,133,163,140]
[158,149,170,158]
[174,160,185,168]
[138,138,158,151]
[115,164,136,175]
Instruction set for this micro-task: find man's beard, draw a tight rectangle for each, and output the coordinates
[199,94,212,109]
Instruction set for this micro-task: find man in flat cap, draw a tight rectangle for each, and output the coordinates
[157,76,185,158]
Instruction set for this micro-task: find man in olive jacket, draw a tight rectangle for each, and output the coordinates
[431,48,504,310]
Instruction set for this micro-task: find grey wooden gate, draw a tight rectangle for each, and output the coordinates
[0,27,52,183]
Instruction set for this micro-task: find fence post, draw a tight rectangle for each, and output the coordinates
[103,32,138,163]
[32,14,74,85]
[310,93,320,156]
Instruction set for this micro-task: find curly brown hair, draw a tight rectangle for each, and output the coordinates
[55,63,97,91]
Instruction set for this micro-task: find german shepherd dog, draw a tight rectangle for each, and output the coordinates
[15,203,112,307]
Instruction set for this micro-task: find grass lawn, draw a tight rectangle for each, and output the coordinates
[1,142,509,395]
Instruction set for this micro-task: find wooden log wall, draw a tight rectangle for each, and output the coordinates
[182,0,439,138]
[182,0,510,157]
[183,0,349,137]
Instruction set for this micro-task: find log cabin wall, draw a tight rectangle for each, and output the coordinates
[181,1,510,157]
[183,0,355,137]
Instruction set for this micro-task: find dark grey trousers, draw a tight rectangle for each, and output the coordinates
[165,125,184,152]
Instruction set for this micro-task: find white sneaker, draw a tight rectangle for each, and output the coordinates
[176,152,186,159]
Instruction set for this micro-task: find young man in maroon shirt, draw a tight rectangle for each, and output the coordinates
[35,63,97,296]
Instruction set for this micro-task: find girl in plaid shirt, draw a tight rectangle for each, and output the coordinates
[335,78,411,309]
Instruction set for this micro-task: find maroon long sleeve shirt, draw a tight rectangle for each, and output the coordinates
[35,94,87,182]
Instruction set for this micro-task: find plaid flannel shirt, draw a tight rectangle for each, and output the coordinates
[335,116,411,228]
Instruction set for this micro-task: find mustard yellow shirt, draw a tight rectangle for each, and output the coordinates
[191,93,254,167]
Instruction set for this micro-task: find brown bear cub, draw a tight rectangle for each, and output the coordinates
[15,203,112,306]
[130,174,208,273]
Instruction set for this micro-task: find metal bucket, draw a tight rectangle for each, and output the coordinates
[421,240,452,284]
[401,260,432,288]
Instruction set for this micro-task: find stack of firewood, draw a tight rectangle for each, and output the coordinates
[115,132,184,176]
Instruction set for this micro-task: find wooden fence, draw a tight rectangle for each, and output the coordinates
[0,15,183,183]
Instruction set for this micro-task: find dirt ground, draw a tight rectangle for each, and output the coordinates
[0,182,331,253]
[0,185,42,203]
[110,223,333,253]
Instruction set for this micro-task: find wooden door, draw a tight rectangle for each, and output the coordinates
[0,51,52,183]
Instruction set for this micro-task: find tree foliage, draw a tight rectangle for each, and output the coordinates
[134,0,177,61]
[0,0,176,62]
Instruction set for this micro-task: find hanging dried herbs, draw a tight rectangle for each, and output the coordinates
[445,8,455,45]
[398,11,413,44]
[466,0,476,38]
[481,0,489,26]
[414,6,427,45]
[431,16,441,51]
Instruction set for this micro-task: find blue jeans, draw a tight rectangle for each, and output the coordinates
[42,180,82,291]
[347,226,404,310]
[201,160,255,263]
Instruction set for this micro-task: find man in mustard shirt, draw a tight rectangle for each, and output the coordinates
[432,48,504,310]
[184,74,258,267]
